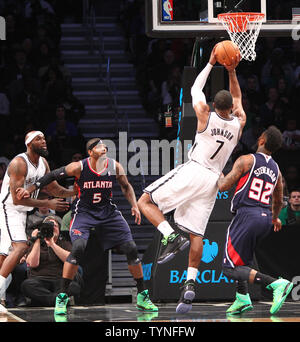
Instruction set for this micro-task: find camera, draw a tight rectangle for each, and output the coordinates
[26,220,55,246]
[37,222,54,239]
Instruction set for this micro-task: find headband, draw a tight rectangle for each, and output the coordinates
[25,131,44,146]
[88,139,103,151]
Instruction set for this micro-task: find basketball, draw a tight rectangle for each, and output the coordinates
[215,40,241,67]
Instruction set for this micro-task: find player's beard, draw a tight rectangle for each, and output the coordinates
[32,144,49,158]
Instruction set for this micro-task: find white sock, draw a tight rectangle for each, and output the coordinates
[0,275,6,290]
[4,273,12,291]
[157,220,174,237]
[0,275,7,299]
[187,267,198,281]
[0,274,12,301]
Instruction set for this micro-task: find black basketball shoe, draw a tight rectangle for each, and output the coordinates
[157,233,190,264]
[176,279,196,314]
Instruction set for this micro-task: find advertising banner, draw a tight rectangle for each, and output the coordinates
[143,223,261,301]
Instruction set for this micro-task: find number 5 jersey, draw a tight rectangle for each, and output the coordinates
[73,157,117,216]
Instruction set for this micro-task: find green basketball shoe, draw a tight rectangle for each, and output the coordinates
[54,293,69,315]
[226,292,253,315]
[136,289,158,312]
[267,278,293,315]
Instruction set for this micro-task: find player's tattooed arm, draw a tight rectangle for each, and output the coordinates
[218,154,254,191]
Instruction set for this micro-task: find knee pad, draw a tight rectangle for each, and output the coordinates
[67,239,87,265]
[118,241,140,265]
[223,265,251,282]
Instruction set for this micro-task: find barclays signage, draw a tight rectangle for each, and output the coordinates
[216,191,229,200]
[170,269,234,284]
[142,222,255,301]
[169,239,234,285]
[201,239,218,263]
[143,238,234,285]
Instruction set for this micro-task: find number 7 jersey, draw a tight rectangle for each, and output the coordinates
[231,152,280,213]
[188,112,241,174]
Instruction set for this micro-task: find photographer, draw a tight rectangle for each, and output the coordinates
[21,216,82,307]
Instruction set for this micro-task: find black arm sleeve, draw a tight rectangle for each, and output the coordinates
[35,166,68,189]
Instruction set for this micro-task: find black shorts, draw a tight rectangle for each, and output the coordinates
[70,207,133,251]
[223,206,272,268]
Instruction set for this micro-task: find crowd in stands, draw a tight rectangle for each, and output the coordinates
[0,0,86,171]
[0,0,86,308]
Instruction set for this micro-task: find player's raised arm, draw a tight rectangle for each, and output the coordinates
[227,68,246,135]
[191,47,216,131]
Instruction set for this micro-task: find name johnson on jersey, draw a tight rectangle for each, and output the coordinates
[211,128,234,141]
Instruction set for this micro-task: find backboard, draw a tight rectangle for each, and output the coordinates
[145,0,299,38]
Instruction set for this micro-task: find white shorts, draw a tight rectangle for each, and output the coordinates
[0,205,28,255]
[144,160,219,237]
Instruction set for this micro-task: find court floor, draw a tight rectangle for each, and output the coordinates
[1,300,300,323]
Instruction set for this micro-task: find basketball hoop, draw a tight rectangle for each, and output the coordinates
[218,12,265,61]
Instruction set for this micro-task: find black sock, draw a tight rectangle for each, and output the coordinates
[60,278,72,295]
[254,272,276,287]
[236,280,248,295]
[135,277,145,293]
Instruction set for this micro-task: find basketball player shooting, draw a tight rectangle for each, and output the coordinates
[138,44,245,314]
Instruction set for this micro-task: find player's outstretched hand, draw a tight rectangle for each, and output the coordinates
[272,218,282,232]
[224,52,241,71]
[48,198,70,212]
[131,206,141,225]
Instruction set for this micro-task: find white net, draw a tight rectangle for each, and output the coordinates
[218,13,264,62]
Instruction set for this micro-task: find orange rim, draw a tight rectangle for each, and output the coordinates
[218,12,265,32]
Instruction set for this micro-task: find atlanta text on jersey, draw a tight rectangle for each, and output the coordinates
[83,181,113,189]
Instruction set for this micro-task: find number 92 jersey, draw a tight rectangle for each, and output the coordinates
[231,152,280,214]
[188,112,241,175]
